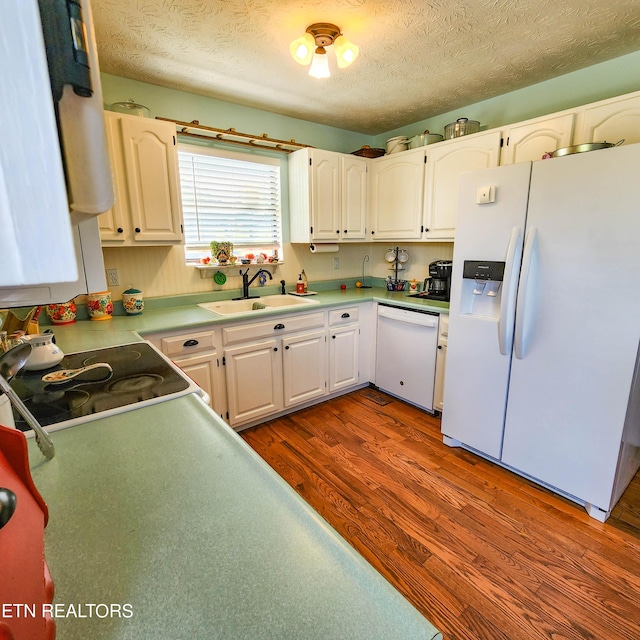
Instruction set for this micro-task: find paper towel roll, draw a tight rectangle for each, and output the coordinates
[309,244,339,253]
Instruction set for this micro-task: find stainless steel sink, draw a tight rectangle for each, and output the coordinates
[198,295,319,317]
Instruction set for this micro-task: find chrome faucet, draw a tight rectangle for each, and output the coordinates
[234,268,273,300]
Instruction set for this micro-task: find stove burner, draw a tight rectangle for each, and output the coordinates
[23,389,91,424]
[83,349,142,367]
[106,374,163,395]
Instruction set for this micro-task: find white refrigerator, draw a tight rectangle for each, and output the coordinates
[441,143,640,522]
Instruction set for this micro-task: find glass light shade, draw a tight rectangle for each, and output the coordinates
[308,50,330,78]
[289,33,315,65]
[333,35,359,68]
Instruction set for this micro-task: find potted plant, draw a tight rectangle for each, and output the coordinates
[210,241,234,265]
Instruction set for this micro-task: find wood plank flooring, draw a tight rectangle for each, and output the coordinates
[240,388,640,640]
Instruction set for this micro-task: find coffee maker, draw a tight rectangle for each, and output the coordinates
[424,260,453,301]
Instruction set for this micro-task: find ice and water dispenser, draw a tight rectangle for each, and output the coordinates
[460,260,505,317]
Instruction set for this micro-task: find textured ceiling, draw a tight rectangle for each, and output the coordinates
[92,0,640,135]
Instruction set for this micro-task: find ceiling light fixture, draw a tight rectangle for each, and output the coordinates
[290,23,359,79]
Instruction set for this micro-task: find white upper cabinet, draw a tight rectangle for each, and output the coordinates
[100,112,183,245]
[369,148,426,241]
[575,91,640,146]
[289,148,367,242]
[341,155,368,240]
[500,113,576,165]
[423,131,501,241]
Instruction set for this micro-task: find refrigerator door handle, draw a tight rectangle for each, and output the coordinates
[498,226,523,356]
[514,226,538,359]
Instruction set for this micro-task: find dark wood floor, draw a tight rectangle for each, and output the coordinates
[240,388,640,640]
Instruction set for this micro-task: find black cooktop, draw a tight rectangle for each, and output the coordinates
[10,342,191,432]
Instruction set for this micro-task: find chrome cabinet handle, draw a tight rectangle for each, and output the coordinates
[0,488,17,530]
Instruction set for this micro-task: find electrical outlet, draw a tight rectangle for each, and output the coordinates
[333,257,340,269]
[106,269,119,286]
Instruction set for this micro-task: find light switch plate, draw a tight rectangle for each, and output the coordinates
[476,185,495,204]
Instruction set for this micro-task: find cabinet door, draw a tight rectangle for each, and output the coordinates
[370,150,425,240]
[310,149,341,241]
[225,339,282,425]
[172,352,227,417]
[282,330,327,407]
[341,155,368,240]
[99,112,129,242]
[423,131,501,241]
[576,92,640,145]
[500,113,575,165]
[120,116,183,243]
[329,325,359,392]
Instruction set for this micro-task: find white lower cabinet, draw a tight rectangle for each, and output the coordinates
[225,338,283,425]
[282,330,327,407]
[222,311,328,427]
[433,314,449,413]
[147,328,226,418]
[328,307,360,392]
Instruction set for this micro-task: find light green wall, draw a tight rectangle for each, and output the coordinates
[100,74,371,153]
[103,48,640,152]
[98,52,639,298]
[373,50,640,145]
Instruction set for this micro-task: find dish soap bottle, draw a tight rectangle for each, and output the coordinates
[301,269,308,293]
[296,274,305,294]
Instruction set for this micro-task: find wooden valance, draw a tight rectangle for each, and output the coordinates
[156,118,312,153]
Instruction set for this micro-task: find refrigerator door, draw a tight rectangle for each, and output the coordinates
[441,162,531,458]
[501,144,640,510]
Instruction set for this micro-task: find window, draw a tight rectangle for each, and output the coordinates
[178,144,282,262]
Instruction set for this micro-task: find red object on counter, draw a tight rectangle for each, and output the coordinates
[0,426,54,640]
[340,284,347,290]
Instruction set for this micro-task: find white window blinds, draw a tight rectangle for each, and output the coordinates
[178,146,282,250]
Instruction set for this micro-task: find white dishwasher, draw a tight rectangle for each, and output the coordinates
[375,304,440,413]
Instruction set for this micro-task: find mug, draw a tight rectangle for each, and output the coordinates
[87,291,113,321]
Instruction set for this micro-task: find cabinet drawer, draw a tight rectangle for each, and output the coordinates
[223,312,325,345]
[328,306,359,326]
[161,330,216,357]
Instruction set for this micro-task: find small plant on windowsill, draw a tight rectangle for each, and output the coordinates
[210,241,234,265]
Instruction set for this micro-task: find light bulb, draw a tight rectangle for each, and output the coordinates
[289,32,315,65]
[308,48,330,78]
[333,35,359,68]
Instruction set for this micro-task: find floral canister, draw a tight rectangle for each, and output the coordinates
[46,301,77,325]
[122,287,144,316]
[87,291,113,321]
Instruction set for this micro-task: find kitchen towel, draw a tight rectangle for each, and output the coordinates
[309,243,339,253]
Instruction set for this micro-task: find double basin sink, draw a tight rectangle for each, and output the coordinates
[198,294,319,317]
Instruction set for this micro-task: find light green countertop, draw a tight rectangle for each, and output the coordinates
[28,396,442,640]
[47,286,448,350]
